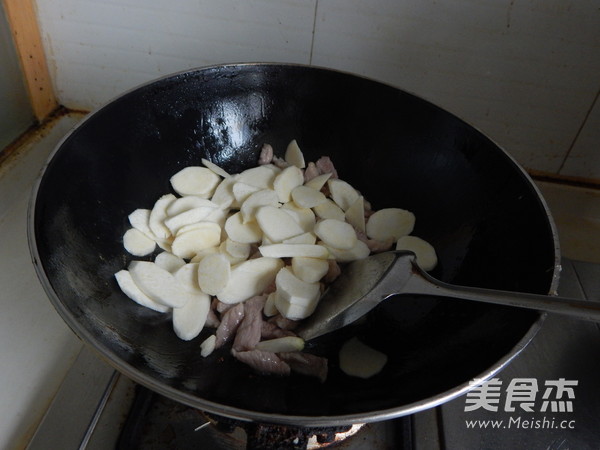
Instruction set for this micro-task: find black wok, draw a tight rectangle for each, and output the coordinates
[29,63,559,426]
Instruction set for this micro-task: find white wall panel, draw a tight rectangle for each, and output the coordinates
[35,0,316,109]
[311,0,600,173]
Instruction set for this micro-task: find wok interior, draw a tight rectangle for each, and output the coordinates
[33,64,556,420]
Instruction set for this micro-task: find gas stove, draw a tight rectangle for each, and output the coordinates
[25,258,600,449]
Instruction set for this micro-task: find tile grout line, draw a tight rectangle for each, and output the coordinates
[557,84,600,174]
[308,0,319,65]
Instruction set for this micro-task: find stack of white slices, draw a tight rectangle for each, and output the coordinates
[115,140,437,346]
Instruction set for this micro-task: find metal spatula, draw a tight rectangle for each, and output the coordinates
[296,251,600,341]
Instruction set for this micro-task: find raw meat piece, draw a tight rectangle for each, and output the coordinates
[232,349,291,375]
[261,321,295,340]
[215,302,245,348]
[303,162,320,182]
[315,156,338,179]
[258,144,274,165]
[233,295,266,351]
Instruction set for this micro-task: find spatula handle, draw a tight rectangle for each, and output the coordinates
[404,264,600,322]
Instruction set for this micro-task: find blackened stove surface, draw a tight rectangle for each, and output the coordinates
[117,386,410,449]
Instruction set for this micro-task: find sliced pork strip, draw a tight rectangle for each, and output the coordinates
[232,349,291,376]
[215,298,233,314]
[315,156,338,179]
[272,156,289,169]
[303,162,320,182]
[233,295,267,351]
[261,321,296,340]
[258,143,274,165]
[269,314,298,331]
[215,302,245,348]
[279,352,328,383]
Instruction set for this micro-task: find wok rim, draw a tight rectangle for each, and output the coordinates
[27,62,561,426]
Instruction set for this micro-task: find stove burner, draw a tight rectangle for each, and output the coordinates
[205,412,361,449]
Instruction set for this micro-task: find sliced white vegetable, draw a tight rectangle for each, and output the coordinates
[283,232,317,245]
[339,337,388,378]
[166,196,218,216]
[259,244,329,259]
[313,199,345,221]
[176,221,217,236]
[170,166,221,197]
[164,206,215,235]
[172,292,211,341]
[259,163,282,174]
[255,206,304,242]
[366,208,415,241]
[281,202,316,232]
[189,246,219,263]
[291,257,329,283]
[219,241,247,265]
[154,237,173,253]
[264,292,279,317]
[201,158,230,178]
[217,257,284,304]
[149,194,177,239]
[273,165,304,203]
[224,238,251,259]
[123,228,156,256]
[274,267,321,320]
[197,253,231,295]
[291,185,326,208]
[224,212,263,244]
[395,236,438,271]
[313,219,357,250]
[345,196,365,233]
[236,165,277,189]
[154,251,186,273]
[211,176,236,208]
[128,209,153,237]
[204,208,228,227]
[304,172,331,191]
[174,263,202,294]
[256,336,305,353]
[128,261,195,308]
[323,239,370,262]
[240,189,280,223]
[200,334,217,357]
[232,181,262,205]
[328,179,359,211]
[171,222,221,259]
[284,139,306,168]
[115,270,170,313]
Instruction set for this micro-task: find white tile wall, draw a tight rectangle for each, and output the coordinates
[34,0,600,179]
[35,0,316,109]
[311,0,600,174]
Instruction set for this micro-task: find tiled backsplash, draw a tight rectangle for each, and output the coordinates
[34,0,600,180]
